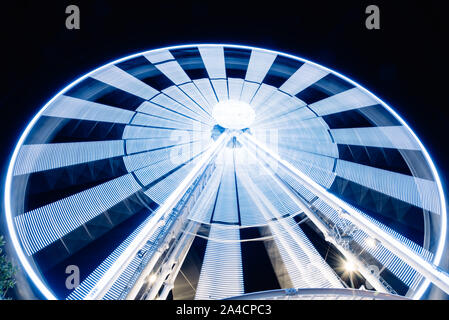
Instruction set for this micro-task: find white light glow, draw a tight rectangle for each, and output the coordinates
[345,260,357,272]
[365,237,377,249]
[212,100,255,130]
[149,274,157,284]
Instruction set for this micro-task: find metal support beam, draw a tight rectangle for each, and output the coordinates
[83,132,230,299]
[241,145,391,293]
[241,132,449,296]
[145,220,200,300]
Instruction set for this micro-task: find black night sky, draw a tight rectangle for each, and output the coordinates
[1,1,448,186]
[0,0,448,300]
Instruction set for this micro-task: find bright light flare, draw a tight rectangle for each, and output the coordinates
[365,237,378,249]
[212,100,255,130]
[344,260,357,273]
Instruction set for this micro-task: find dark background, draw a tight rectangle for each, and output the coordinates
[0,0,448,299]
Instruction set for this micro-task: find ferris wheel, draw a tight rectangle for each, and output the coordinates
[4,44,448,300]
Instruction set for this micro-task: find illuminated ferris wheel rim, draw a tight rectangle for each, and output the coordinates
[4,43,447,300]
